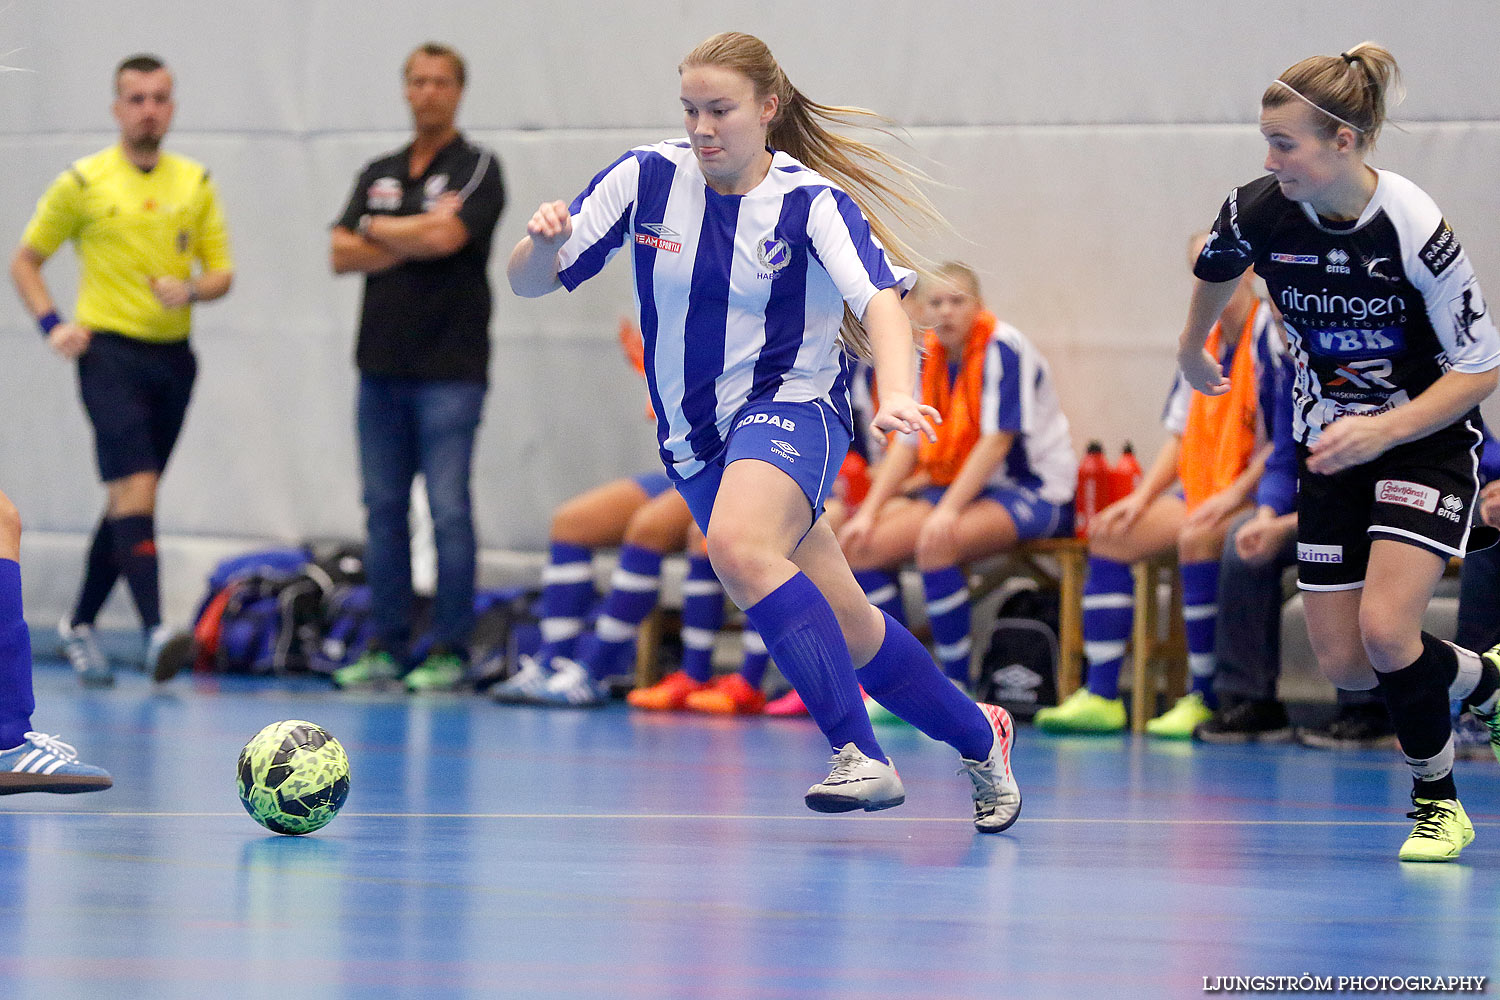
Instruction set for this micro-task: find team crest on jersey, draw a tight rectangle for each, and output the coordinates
[1451,279,1488,348]
[368,177,403,211]
[422,174,449,210]
[756,236,791,278]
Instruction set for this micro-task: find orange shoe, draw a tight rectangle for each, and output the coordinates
[626,671,708,711]
[765,687,809,716]
[685,673,768,715]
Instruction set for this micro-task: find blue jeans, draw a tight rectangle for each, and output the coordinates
[357,375,486,655]
[1456,543,1500,653]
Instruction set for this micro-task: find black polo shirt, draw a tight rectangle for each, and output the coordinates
[335,134,505,383]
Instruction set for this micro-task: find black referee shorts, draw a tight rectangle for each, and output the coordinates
[76,332,197,483]
[1296,426,1486,591]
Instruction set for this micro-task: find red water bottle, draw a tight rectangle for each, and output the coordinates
[1075,441,1110,538]
[1110,442,1143,506]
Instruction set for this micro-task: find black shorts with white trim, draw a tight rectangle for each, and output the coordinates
[1296,423,1484,590]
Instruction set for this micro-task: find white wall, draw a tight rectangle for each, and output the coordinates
[1,1,1497,624]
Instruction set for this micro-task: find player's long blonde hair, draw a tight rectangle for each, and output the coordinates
[1262,42,1402,150]
[681,31,949,360]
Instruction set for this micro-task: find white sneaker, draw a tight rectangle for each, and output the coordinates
[804,743,905,813]
[146,624,193,683]
[536,657,609,707]
[960,703,1022,833]
[58,621,111,688]
[490,654,554,704]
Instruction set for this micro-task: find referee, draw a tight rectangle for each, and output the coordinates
[10,54,234,686]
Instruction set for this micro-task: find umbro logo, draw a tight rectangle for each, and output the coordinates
[639,223,679,237]
[770,439,800,462]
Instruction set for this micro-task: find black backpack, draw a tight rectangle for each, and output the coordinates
[976,586,1060,718]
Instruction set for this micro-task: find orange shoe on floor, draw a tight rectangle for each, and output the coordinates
[685,673,768,715]
[626,671,708,711]
[765,687,809,717]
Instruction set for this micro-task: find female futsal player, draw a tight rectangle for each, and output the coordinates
[508,32,1020,832]
[1179,43,1500,861]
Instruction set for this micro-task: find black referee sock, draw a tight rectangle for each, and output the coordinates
[109,514,161,631]
[71,515,119,627]
[1376,649,1457,802]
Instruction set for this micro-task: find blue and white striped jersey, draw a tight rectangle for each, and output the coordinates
[903,321,1077,504]
[556,139,912,479]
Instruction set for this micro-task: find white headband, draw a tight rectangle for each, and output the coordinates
[1270,79,1366,133]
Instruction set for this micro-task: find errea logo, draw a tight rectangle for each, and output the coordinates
[1438,494,1465,522]
[1326,248,1351,275]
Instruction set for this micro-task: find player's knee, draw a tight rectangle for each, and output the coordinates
[622,510,681,553]
[1357,607,1418,671]
[703,526,767,592]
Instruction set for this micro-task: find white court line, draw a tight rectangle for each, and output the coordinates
[0,810,1419,826]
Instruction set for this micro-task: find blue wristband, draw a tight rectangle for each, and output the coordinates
[38,311,60,336]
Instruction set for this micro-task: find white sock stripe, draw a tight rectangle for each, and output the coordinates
[681,580,723,597]
[1189,653,1216,678]
[1082,594,1133,611]
[1085,640,1127,663]
[542,563,593,585]
[540,619,584,643]
[863,584,899,605]
[680,626,717,650]
[595,616,640,643]
[1183,604,1218,622]
[927,588,970,617]
[936,639,972,660]
[1404,735,1456,782]
[1445,640,1483,701]
[741,631,767,654]
[609,569,661,592]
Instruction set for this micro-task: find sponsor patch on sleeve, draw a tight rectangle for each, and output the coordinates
[1375,479,1439,512]
[1420,219,1462,277]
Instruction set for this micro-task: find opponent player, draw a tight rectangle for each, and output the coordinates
[508,32,1019,832]
[1180,43,1500,861]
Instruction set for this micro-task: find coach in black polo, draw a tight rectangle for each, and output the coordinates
[330,41,505,693]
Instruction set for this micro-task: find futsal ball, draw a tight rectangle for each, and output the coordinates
[236,720,350,835]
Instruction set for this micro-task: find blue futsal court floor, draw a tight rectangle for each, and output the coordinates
[3,659,1498,999]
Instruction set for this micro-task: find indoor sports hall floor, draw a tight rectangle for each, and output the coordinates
[3,659,1498,1000]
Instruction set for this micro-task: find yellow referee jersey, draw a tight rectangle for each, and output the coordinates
[21,145,233,343]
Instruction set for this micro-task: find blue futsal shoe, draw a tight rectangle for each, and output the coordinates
[0,732,113,794]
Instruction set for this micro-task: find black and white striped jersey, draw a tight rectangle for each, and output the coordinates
[1194,170,1500,445]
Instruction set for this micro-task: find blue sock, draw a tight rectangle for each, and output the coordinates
[744,573,883,760]
[1083,556,1132,700]
[678,555,723,683]
[538,542,594,665]
[856,610,993,761]
[0,560,35,749]
[854,568,906,626]
[1180,560,1220,707]
[739,627,769,688]
[580,544,661,682]
[922,566,972,684]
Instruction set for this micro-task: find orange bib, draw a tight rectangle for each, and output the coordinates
[918,311,996,487]
[1179,304,1261,510]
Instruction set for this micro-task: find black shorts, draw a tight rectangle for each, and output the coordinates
[1296,423,1486,590]
[76,332,197,482]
